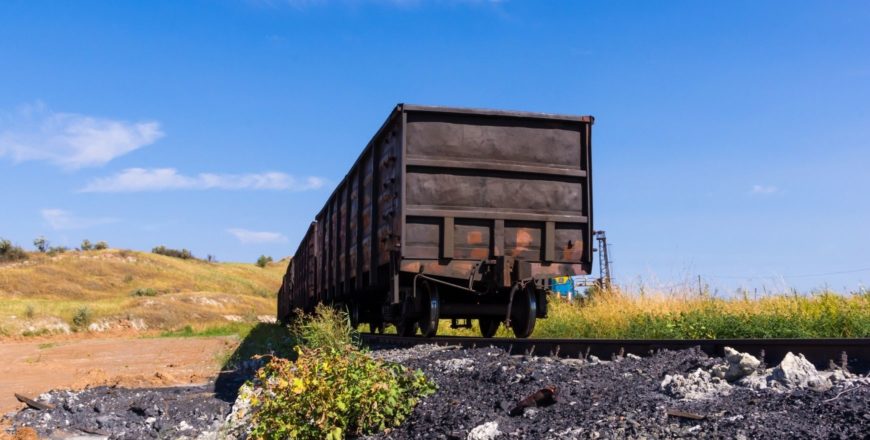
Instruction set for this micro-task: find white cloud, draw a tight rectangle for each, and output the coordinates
[750,184,779,195]
[41,208,118,230]
[227,228,288,244]
[80,168,326,193]
[0,102,163,169]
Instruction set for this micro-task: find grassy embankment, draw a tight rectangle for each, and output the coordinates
[2,248,867,339]
[0,249,285,337]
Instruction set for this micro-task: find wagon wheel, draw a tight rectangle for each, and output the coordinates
[369,307,385,334]
[510,284,538,338]
[396,318,419,337]
[347,302,360,330]
[417,281,440,337]
[369,319,385,334]
[478,318,500,338]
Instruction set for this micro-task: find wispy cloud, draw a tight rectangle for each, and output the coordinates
[41,208,118,230]
[0,102,163,169]
[227,228,288,244]
[750,184,779,195]
[80,168,326,193]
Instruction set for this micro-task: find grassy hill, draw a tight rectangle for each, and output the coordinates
[0,249,286,337]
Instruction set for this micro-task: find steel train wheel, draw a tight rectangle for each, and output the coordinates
[478,318,500,338]
[369,319,385,334]
[510,284,538,338]
[396,318,419,337]
[418,281,440,337]
[347,302,360,329]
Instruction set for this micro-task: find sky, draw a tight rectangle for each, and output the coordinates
[1,0,868,292]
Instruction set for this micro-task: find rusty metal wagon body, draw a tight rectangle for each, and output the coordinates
[278,104,594,337]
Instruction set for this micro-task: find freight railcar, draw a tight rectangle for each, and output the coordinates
[278,104,594,338]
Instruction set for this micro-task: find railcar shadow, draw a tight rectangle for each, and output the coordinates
[214,323,297,402]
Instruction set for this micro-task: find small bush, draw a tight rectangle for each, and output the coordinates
[24,305,35,319]
[152,245,194,260]
[47,246,69,256]
[256,255,273,268]
[291,304,359,351]
[0,238,27,262]
[80,239,93,251]
[131,287,158,297]
[72,307,92,329]
[33,236,48,253]
[248,305,436,439]
[251,347,435,440]
[94,241,109,250]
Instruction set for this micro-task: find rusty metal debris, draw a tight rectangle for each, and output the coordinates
[14,393,54,411]
[666,408,705,420]
[509,385,558,416]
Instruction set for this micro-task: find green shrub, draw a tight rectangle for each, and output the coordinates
[249,304,436,439]
[292,304,359,351]
[0,238,27,261]
[152,245,194,260]
[47,246,69,256]
[94,241,109,250]
[72,307,92,329]
[80,239,93,251]
[256,255,273,268]
[33,236,48,253]
[131,287,158,297]
[251,346,435,440]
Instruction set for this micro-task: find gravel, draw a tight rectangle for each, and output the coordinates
[6,370,248,440]
[6,345,868,439]
[365,345,869,439]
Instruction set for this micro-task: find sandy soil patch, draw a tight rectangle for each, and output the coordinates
[0,336,238,414]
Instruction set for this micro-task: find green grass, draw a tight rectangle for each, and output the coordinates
[437,289,870,339]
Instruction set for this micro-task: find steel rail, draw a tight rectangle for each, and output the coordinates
[360,334,870,373]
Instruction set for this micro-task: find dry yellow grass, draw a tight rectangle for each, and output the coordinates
[0,249,286,337]
[439,287,870,339]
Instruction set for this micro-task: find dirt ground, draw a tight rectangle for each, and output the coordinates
[0,335,238,415]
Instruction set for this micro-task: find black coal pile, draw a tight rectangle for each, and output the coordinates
[368,346,869,439]
[9,382,234,439]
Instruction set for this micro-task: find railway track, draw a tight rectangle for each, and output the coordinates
[361,334,870,373]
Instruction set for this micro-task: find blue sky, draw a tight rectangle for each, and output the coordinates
[1,0,868,292]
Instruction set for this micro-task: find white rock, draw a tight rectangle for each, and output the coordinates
[588,355,600,363]
[218,382,260,440]
[438,358,475,373]
[467,421,501,440]
[222,315,243,323]
[712,347,761,382]
[626,353,642,360]
[771,352,832,392]
[661,368,732,400]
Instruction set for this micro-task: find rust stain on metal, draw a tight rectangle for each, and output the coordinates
[469,248,489,259]
[466,230,483,245]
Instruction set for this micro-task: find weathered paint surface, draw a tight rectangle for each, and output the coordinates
[279,105,594,316]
